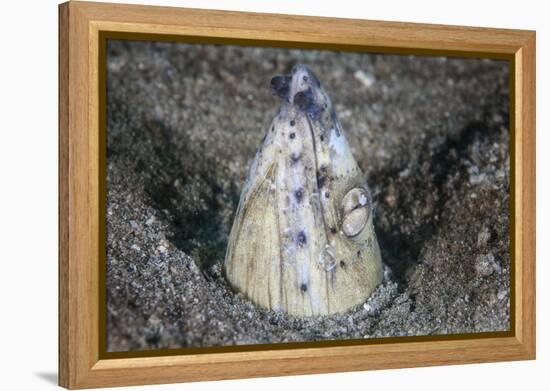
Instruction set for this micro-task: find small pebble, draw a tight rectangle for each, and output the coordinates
[353,70,375,87]
[475,253,496,277]
[363,302,374,314]
[477,226,491,248]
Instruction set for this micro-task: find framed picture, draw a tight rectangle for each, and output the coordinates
[58,1,536,389]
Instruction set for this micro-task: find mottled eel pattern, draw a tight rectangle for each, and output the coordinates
[225,65,383,316]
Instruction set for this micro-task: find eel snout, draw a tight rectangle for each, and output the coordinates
[270,65,330,120]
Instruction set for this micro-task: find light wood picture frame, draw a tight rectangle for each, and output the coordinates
[58,1,536,389]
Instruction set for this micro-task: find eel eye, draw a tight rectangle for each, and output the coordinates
[341,188,370,237]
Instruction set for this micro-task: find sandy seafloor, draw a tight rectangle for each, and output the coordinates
[105,40,510,352]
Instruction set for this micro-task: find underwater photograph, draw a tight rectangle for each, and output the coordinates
[105,40,510,352]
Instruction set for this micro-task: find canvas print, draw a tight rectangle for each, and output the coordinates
[105,40,510,352]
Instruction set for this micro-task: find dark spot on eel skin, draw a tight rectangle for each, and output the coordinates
[300,283,308,293]
[330,226,337,234]
[290,153,301,165]
[271,125,274,132]
[317,170,328,188]
[290,120,295,126]
[302,75,308,81]
[320,135,324,142]
[340,261,346,268]
[325,191,330,198]
[297,231,307,246]
[289,132,295,139]
[357,250,361,257]
[294,189,303,202]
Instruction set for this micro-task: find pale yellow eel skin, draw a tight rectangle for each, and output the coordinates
[225,64,383,316]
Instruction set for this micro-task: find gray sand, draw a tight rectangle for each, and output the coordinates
[106,40,510,352]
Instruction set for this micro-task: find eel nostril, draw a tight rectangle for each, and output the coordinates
[293,91,306,107]
[270,75,291,100]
